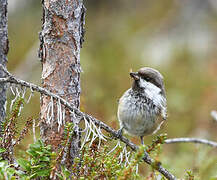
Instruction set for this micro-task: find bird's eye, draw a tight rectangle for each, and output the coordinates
[145,77,151,81]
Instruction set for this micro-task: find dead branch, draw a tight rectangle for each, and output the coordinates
[0,65,178,180]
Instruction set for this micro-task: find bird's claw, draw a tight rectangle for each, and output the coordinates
[140,136,144,145]
[116,127,123,139]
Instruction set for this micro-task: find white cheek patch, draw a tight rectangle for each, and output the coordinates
[139,79,161,95]
[139,78,166,108]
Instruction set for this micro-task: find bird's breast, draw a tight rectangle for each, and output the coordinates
[118,89,160,136]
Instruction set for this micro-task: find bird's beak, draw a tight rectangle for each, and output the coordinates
[130,72,139,80]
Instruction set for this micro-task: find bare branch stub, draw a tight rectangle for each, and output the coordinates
[39,0,86,170]
[165,137,217,148]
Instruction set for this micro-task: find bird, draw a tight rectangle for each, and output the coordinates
[117,67,167,144]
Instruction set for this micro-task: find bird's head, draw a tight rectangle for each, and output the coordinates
[130,67,166,97]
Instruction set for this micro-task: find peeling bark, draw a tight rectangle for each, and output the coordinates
[0,0,8,136]
[39,0,85,169]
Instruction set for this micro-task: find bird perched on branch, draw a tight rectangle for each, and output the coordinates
[117,67,167,144]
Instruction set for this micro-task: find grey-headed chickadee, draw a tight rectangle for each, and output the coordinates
[117,67,167,144]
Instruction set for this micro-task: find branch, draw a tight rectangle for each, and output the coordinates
[2,65,217,178]
[165,138,217,148]
[0,65,177,180]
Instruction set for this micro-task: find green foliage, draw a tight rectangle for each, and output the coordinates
[185,170,194,180]
[0,137,146,179]
[0,161,16,179]
[0,117,216,179]
[0,97,25,163]
[0,148,6,162]
[17,140,52,179]
[146,134,167,154]
[67,141,143,180]
[2,96,24,137]
[117,145,145,180]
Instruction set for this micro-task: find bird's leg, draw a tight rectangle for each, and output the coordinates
[117,127,124,138]
[140,136,144,145]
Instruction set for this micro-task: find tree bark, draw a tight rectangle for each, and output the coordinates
[0,0,8,136]
[39,0,85,169]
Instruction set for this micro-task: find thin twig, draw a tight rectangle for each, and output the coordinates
[165,138,217,148]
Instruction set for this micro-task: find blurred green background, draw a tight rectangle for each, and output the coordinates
[7,0,217,179]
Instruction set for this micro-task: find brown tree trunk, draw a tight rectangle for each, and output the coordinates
[0,0,8,136]
[39,0,85,170]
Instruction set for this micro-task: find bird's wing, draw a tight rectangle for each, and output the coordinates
[152,106,167,135]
